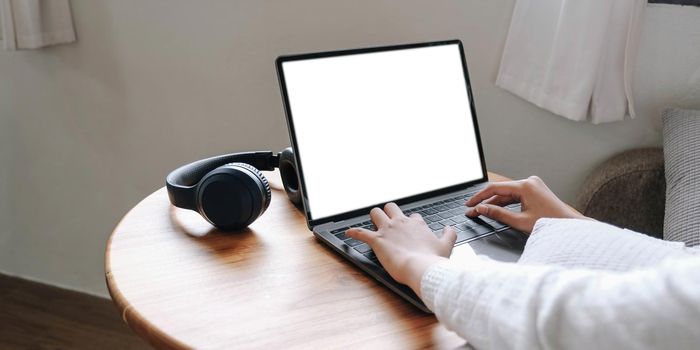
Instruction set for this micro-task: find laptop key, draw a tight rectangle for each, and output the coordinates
[439,219,455,226]
[452,215,468,223]
[345,238,363,247]
[473,224,494,235]
[449,208,465,216]
[354,243,372,254]
[480,216,506,229]
[456,230,477,242]
[331,227,348,234]
[428,223,444,231]
[336,232,350,240]
[506,204,521,211]
[422,208,438,215]
[479,216,495,224]
[437,212,454,219]
[492,221,507,229]
[471,217,489,225]
[424,215,440,223]
[363,250,378,261]
[454,223,471,232]
[446,202,460,209]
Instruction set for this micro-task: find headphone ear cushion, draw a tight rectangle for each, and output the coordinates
[196,162,271,231]
[279,147,303,209]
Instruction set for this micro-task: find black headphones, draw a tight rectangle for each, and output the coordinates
[165,148,302,231]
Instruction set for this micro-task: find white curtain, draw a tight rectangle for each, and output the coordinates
[496,0,646,124]
[0,0,76,51]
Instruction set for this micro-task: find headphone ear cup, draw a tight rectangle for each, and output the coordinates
[279,147,303,209]
[196,163,271,231]
[234,163,272,212]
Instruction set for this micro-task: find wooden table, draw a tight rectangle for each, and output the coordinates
[106,171,511,349]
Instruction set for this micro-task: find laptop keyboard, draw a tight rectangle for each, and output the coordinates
[329,193,521,264]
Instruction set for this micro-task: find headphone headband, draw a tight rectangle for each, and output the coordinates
[166,151,278,210]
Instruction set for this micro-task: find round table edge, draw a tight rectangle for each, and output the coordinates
[104,172,512,348]
[105,189,191,350]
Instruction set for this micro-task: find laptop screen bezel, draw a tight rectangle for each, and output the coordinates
[276,39,489,229]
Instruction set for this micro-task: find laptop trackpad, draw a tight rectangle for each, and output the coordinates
[452,230,525,263]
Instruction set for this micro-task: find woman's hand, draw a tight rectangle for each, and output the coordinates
[466,176,588,234]
[346,203,456,297]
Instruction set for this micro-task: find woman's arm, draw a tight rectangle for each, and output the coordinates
[346,176,700,349]
[421,255,700,350]
[520,218,693,271]
[347,205,700,349]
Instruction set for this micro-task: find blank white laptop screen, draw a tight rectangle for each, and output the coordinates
[281,43,484,221]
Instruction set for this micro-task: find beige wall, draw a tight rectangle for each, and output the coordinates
[0,1,698,297]
[0,83,11,258]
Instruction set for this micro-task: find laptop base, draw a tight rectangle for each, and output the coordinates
[314,226,525,313]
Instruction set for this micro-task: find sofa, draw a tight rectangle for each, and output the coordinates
[576,148,666,239]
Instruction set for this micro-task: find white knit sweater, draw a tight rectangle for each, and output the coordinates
[421,218,700,350]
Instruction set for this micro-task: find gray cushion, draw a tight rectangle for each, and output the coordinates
[663,107,700,247]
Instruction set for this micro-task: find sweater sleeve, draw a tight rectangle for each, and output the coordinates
[421,256,700,350]
[421,218,700,350]
[519,218,694,271]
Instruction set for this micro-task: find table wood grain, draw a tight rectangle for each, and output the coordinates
[106,171,512,349]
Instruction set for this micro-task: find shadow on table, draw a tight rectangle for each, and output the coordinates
[168,205,264,263]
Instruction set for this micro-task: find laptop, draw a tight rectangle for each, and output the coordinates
[275,40,526,313]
